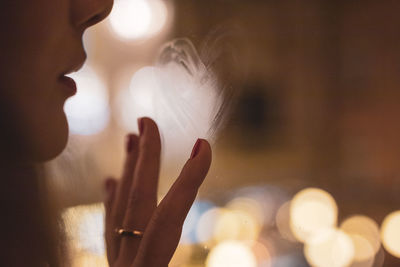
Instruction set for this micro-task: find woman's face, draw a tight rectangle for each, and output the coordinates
[0,0,113,161]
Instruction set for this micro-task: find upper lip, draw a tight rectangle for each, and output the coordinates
[61,53,87,76]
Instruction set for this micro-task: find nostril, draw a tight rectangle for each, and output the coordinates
[75,0,114,31]
[85,14,102,28]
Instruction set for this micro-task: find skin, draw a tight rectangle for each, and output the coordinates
[0,1,212,266]
[0,0,113,160]
[105,120,211,267]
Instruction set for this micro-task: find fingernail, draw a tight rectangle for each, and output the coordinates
[126,135,134,153]
[190,139,202,159]
[138,118,145,135]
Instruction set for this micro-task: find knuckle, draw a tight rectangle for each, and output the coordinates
[127,188,154,208]
[128,189,144,205]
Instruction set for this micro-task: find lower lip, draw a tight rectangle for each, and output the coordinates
[59,75,77,96]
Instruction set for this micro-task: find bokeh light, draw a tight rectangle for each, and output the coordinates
[214,209,261,243]
[108,0,168,40]
[340,215,380,263]
[381,210,400,258]
[226,197,265,226]
[275,202,297,242]
[290,188,338,243]
[181,200,214,244]
[206,241,257,267]
[65,66,110,135]
[347,235,375,267]
[196,207,224,244]
[230,186,289,228]
[63,204,106,257]
[71,254,108,267]
[304,228,354,267]
[119,66,158,126]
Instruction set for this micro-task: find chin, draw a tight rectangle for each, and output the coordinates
[30,116,70,162]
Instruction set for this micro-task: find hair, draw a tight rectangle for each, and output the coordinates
[0,101,66,266]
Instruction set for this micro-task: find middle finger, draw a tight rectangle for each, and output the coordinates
[118,118,161,262]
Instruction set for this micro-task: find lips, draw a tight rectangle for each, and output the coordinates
[59,75,77,96]
[59,54,86,96]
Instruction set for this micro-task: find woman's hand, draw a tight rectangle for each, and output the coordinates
[104,117,212,267]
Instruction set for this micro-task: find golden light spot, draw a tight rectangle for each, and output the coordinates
[304,228,354,267]
[340,215,380,262]
[290,188,338,243]
[196,207,224,244]
[63,204,106,257]
[348,234,375,267]
[71,253,108,267]
[381,211,400,258]
[214,209,261,243]
[206,241,257,267]
[226,197,265,226]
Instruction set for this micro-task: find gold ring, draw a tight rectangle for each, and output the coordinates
[115,228,144,237]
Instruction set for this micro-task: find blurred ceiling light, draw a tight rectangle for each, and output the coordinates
[206,241,257,267]
[214,209,261,243]
[117,67,158,130]
[232,186,289,227]
[63,204,106,256]
[77,208,105,255]
[108,0,168,40]
[72,254,108,267]
[347,235,375,267]
[304,228,354,267]
[196,207,224,244]
[290,188,338,243]
[381,211,400,258]
[275,202,297,243]
[340,215,381,261]
[181,200,214,244]
[65,66,110,135]
[226,197,265,226]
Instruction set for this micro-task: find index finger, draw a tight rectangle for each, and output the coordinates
[123,117,161,227]
[132,139,212,267]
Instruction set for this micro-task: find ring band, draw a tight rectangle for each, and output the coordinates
[115,228,144,237]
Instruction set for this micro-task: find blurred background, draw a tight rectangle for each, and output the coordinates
[48,0,400,266]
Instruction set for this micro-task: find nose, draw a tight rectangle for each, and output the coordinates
[72,0,114,30]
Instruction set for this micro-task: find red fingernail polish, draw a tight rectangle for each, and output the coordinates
[138,118,144,135]
[190,139,202,159]
[126,135,134,153]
